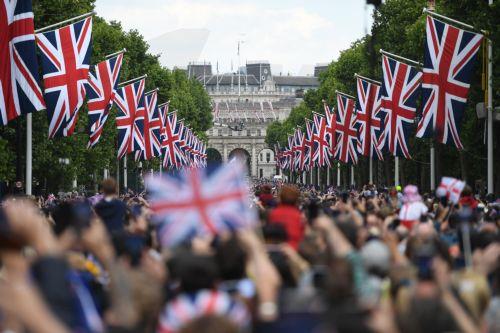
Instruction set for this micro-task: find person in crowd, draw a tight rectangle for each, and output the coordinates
[94,178,127,235]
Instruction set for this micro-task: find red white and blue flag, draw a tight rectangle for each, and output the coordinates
[114,78,145,159]
[162,112,186,169]
[323,102,337,157]
[355,77,385,160]
[416,16,483,149]
[334,93,358,164]
[1,0,45,125]
[85,52,123,148]
[135,90,162,161]
[304,119,315,170]
[36,17,92,138]
[293,127,307,172]
[147,161,256,248]
[312,113,332,167]
[380,55,422,159]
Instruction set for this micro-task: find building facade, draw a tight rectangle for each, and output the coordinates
[193,61,320,178]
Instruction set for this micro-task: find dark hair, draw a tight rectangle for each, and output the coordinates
[174,253,219,293]
[215,236,247,281]
[102,178,118,196]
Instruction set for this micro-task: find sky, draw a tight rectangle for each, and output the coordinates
[95,0,374,75]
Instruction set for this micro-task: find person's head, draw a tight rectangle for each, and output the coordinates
[125,204,149,235]
[361,240,391,277]
[215,235,247,281]
[179,315,238,333]
[171,252,219,293]
[279,185,300,206]
[102,178,118,197]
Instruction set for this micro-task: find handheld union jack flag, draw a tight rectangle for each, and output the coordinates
[85,53,123,148]
[1,0,45,125]
[380,55,422,159]
[114,78,145,159]
[416,16,483,149]
[135,90,162,161]
[335,92,358,164]
[323,102,337,157]
[355,76,385,160]
[36,17,92,138]
[147,161,256,248]
[313,113,332,167]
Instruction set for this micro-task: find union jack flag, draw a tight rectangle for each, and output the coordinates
[416,16,483,149]
[293,127,307,172]
[1,0,45,125]
[135,90,162,161]
[335,93,358,164]
[157,290,250,333]
[162,112,186,169]
[158,101,169,139]
[147,161,256,248]
[313,113,332,167]
[324,102,337,157]
[36,17,92,138]
[85,53,123,148]
[287,134,295,171]
[114,78,145,159]
[380,55,422,159]
[355,77,385,160]
[304,119,315,170]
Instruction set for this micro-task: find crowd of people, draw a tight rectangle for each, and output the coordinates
[0,176,499,333]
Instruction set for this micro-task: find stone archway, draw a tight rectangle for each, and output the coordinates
[228,148,251,172]
[206,148,223,163]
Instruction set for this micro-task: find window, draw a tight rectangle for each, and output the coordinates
[266,152,271,163]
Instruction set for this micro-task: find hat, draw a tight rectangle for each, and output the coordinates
[396,185,402,192]
[402,185,421,203]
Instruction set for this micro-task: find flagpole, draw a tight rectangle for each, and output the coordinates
[317,167,320,188]
[337,163,341,188]
[430,144,436,191]
[327,167,330,186]
[118,74,148,87]
[395,156,399,187]
[34,11,95,33]
[116,158,120,195]
[350,165,354,187]
[25,113,32,195]
[105,48,126,59]
[369,158,373,184]
[487,2,493,194]
[423,8,486,34]
[123,155,128,190]
[335,90,356,100]
[354,73,381,85]
[380,49,423,68]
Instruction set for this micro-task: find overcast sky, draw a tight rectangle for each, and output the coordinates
[95,0,374,75]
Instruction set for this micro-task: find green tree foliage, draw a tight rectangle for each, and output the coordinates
[0,0,213,192]
[266,0,498,193]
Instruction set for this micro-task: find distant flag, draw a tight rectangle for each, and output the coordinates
[334,92,358,164]
[323,101,337,157]
[416,16,484,149]
[304,119,315,170]
[158,101,169,140]
[114,78,146,159]
[312,113,332,167]
[86,52,123,148]
[355,76,384,160]
[135,90,162,161]
[1,0,45,125]
[36,17,92,138]
[380,54,422,159]
[147,161,256,248]
[162,112,186,169]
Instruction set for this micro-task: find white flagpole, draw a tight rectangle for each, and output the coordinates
[25,113,32,195]
[369,158,373,184]
[317,167,320,187]
[350,165,354,187]
[327,167,330,186]
[116,158,120,195]
[430,145,436,191]
[487,4,493,194]
[123,155,128,190]
[337,163,341,187]
[395,156,400,186]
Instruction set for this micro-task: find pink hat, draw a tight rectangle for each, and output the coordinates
[402,185,421,203]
